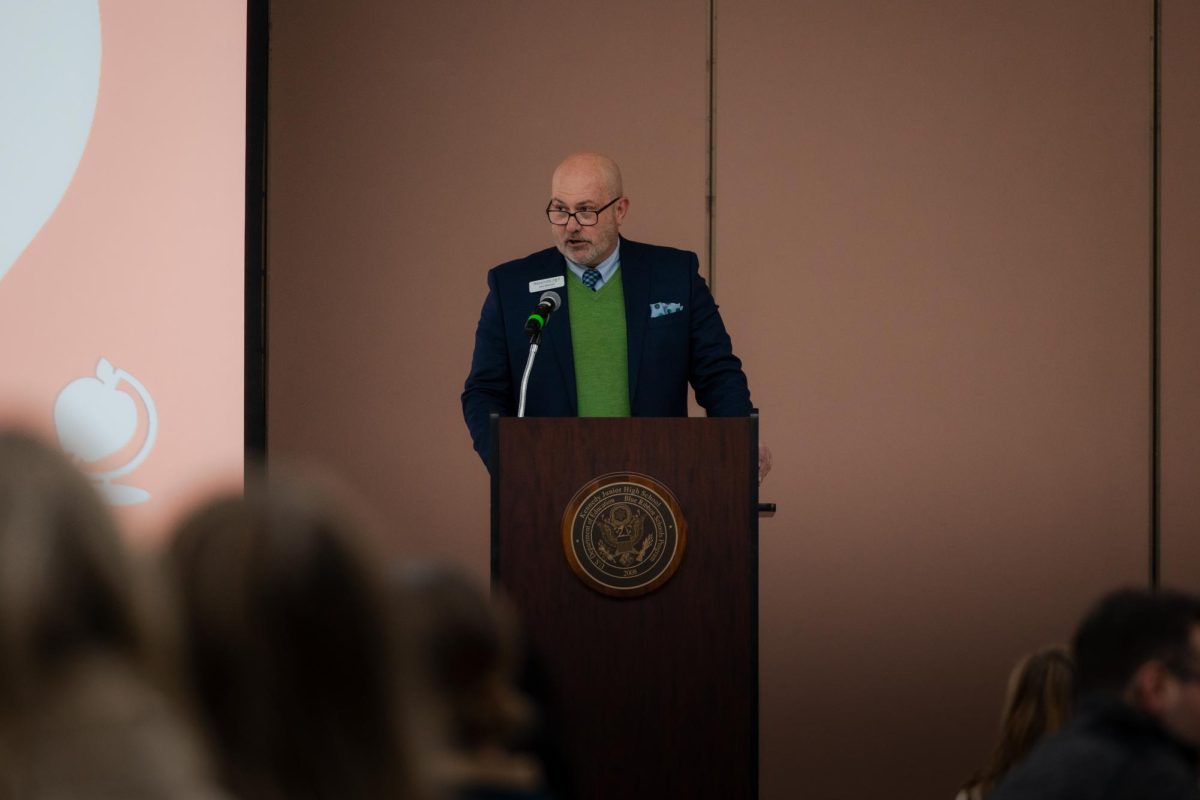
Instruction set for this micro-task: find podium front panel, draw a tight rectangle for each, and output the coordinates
[493,416,758,800]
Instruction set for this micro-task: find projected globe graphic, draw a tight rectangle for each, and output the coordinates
[54,358,159,506]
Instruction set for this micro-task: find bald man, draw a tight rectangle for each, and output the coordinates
[462,153,754,469]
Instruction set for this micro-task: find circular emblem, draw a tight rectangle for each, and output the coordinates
[561,472,687,597]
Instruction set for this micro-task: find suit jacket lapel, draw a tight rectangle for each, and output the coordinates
[620,238,650,407]
[542,253,578,415]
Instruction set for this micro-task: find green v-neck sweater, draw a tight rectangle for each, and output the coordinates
[567,271,631,417]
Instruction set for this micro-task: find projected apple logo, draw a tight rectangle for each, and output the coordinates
[0,0,102,282]
[54,358,159,506]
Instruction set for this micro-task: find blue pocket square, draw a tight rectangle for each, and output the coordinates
[650,302,683,318]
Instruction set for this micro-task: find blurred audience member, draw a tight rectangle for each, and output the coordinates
[990,588,1200,800]
[167,471,427,800]
[0,429,225,798]
[956,645,1074,800]
[397,563,555,800]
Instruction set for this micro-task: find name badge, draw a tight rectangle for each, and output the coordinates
[529,275,565,292]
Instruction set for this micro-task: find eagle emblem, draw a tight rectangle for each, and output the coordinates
[562,474,687,597]
[596,503,654,566]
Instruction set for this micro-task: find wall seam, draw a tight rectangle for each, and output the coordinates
[1151,0,1162,588]
[706,0,717,293]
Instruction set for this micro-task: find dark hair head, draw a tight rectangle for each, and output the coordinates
[0,429,154,706]
[1072,588,1200,697]
[396,563,532,752]
[167,471,420,800]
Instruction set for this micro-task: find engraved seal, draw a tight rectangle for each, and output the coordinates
[561,472,687,597]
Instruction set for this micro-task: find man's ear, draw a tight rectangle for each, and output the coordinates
[1127,660,1174,714]
[614,197,630,226]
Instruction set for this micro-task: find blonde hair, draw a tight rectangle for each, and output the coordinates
[168,471,425,800]
[0,430,219,798]
[0,430,159,707]
[961,645,1074,796]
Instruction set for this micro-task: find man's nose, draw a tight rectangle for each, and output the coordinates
[565,215,582,232]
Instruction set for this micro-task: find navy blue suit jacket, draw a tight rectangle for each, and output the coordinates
[461,237,752,466]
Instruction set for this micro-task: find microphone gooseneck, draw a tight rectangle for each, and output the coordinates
[518,291,561,417]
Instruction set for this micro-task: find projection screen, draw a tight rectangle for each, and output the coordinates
[0,1,250,543]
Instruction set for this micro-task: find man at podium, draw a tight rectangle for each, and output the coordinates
[462,152,754,468]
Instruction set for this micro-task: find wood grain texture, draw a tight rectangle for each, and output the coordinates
[495,417,757,800]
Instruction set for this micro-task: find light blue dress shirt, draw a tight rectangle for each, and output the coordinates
[565,243,621,291]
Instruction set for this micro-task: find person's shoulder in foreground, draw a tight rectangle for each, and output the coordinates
[989,588,1200,800]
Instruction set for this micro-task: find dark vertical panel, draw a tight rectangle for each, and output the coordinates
[715,3,1151,797]
[1160,0,1200,588]
[244,0,267,457]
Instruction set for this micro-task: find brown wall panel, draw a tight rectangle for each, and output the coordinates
[1161,1,1200,589]
[715,2,1151,797]
[265,2,1199,798]
[267,2,709,574]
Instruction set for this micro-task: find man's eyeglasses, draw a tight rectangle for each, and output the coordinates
[546,196,621,226]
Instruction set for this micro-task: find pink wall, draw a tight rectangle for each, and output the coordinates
[268,2,1195,797]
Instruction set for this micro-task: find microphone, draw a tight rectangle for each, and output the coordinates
[518,290,561,416]
[524,291,561,339]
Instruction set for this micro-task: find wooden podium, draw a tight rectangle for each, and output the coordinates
[491,415,759,800]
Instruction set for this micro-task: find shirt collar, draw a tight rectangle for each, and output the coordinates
[565,242,621,290]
